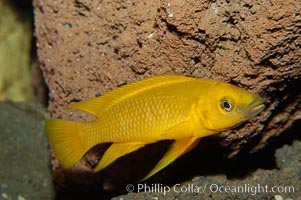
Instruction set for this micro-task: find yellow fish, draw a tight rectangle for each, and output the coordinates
[46,75,264,180]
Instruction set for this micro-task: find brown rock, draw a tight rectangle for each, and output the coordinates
[34,0,301,191]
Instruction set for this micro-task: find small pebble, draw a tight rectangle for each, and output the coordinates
[17,195,26,200]
[274,194,283,200]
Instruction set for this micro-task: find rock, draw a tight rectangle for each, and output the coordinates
[0,101,54,200]
[33,0,301,196]
[34,0,300,157]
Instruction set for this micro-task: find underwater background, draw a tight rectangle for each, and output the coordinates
[0,0,300,199]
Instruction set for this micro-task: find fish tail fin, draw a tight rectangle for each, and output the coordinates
[45,119,86,169]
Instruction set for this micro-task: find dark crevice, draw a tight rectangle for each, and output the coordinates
[255,53,281,69]
[75,0,91,11]
[113,48,119,55]
[192,56,201,65]
[163,20,208,45]
[254,35,299,67]
[224,15,237,25]
[165,21,186,37]
[136,39,143,48]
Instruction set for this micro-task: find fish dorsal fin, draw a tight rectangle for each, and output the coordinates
[67,75,196,116]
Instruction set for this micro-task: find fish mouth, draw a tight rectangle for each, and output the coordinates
[243,96,265,120]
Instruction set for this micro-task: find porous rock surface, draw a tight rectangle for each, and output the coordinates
[34,0,301,195]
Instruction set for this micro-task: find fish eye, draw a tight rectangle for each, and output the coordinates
[220,99,233,112]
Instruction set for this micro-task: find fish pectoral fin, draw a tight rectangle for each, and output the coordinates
[161,119,195,140]
[93,142,145,173]
[141,137,199,181]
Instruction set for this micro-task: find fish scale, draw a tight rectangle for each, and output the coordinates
[84,87,196,144]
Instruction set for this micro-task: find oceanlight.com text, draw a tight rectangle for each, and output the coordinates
[126,183,295,196]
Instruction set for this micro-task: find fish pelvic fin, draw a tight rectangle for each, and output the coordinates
[141,137,200,181]
[93,142,145,173]
[45,119,87,169]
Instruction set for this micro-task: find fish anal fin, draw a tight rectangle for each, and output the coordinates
[141,137,199,181]
[161,119,195,140]
[93,142,145,173]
